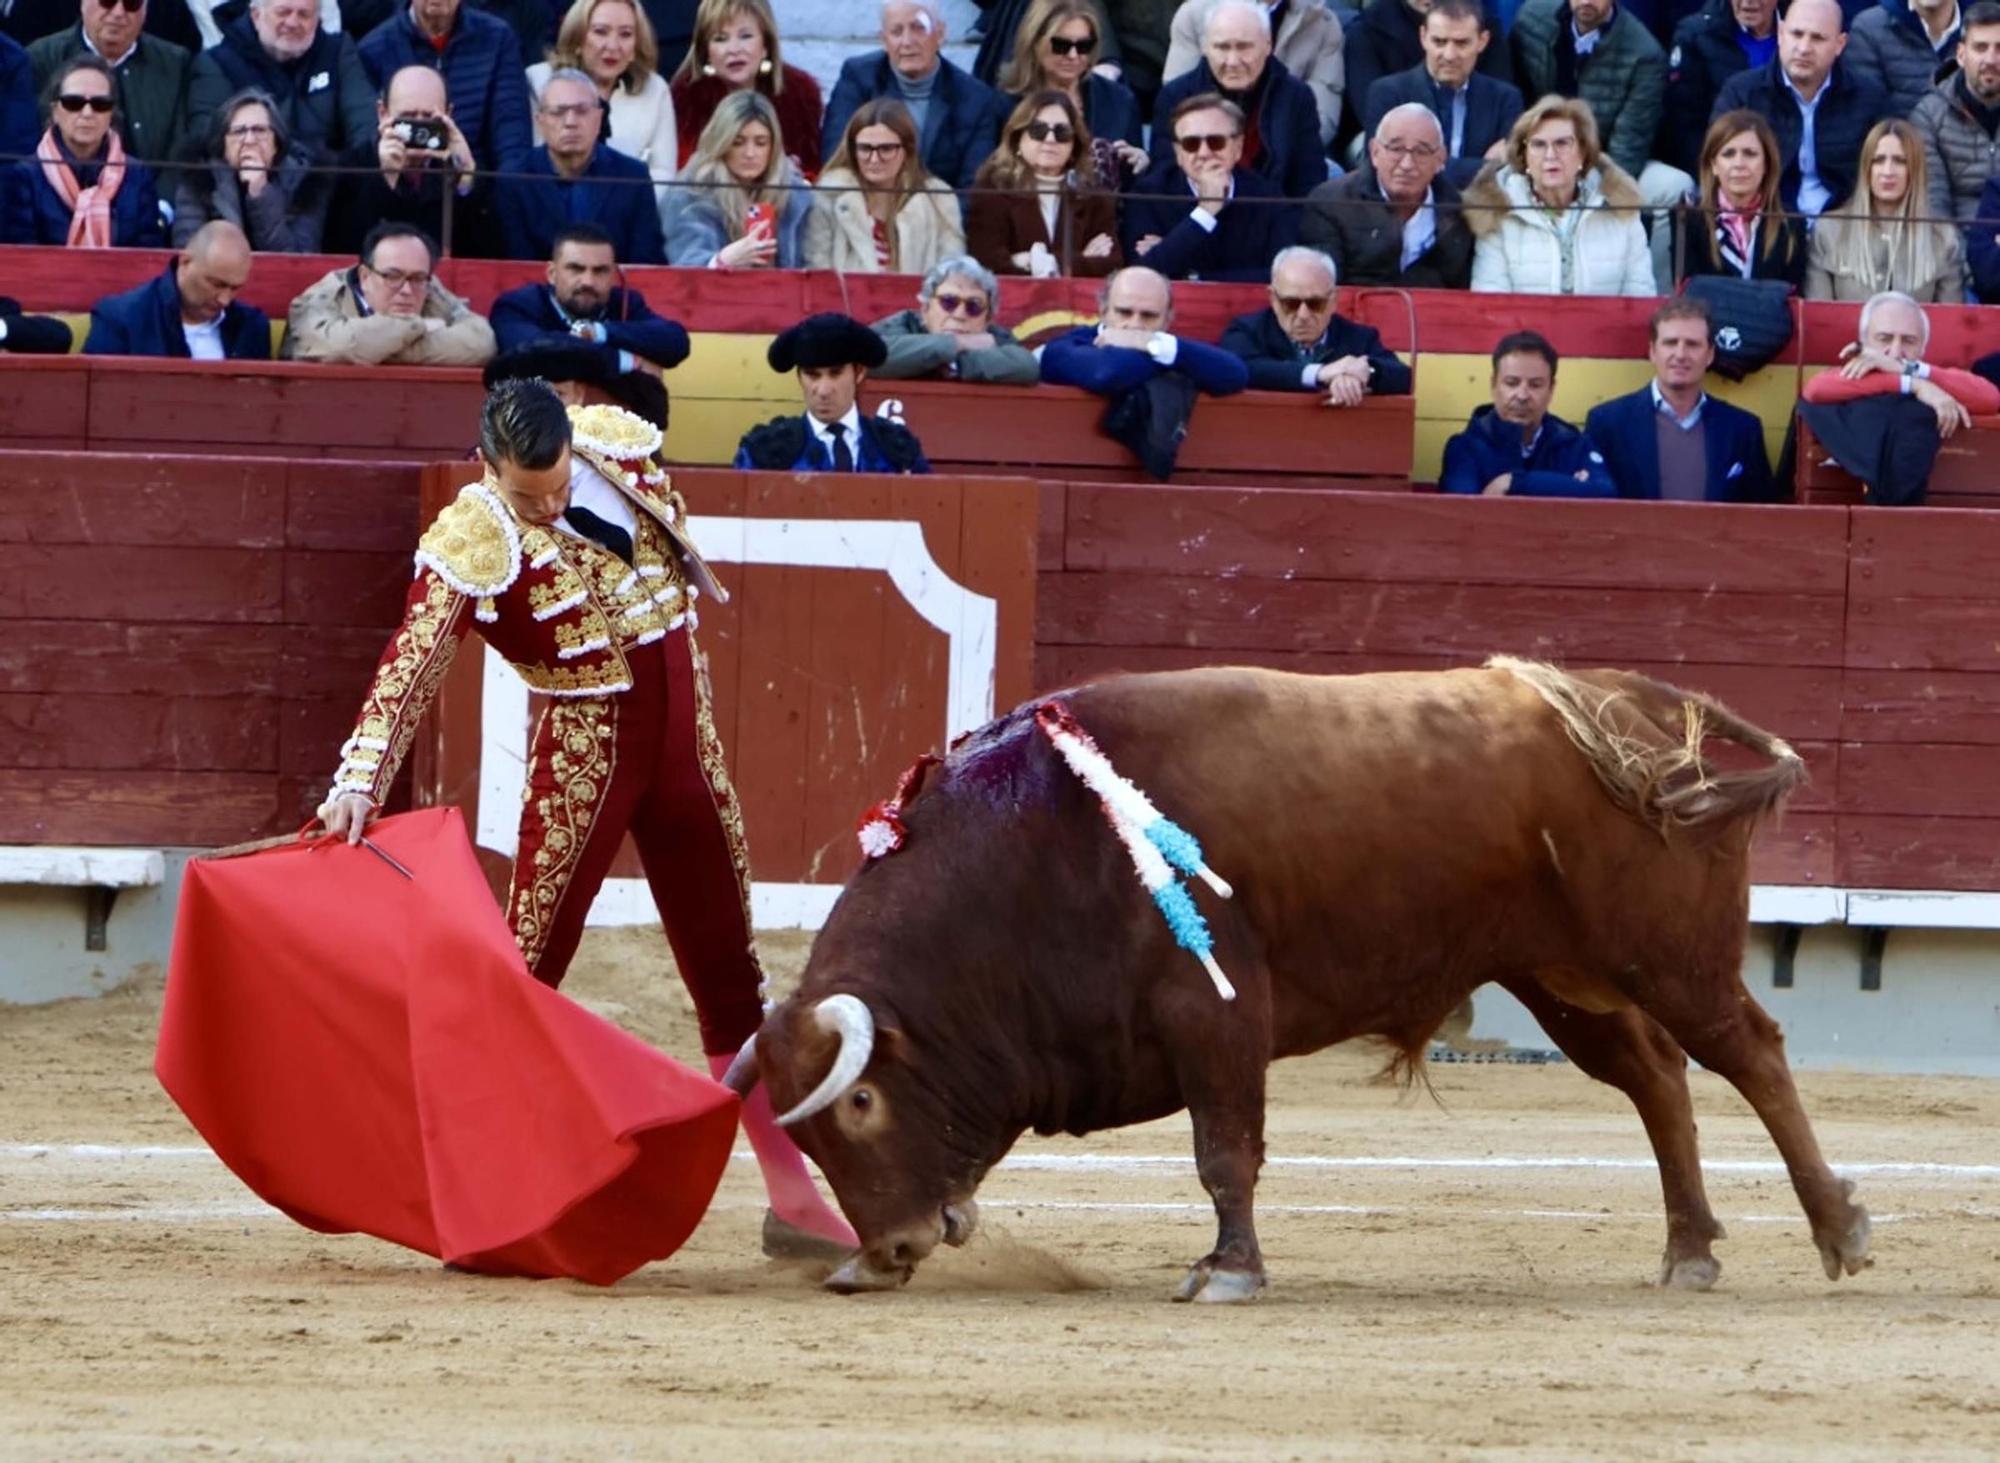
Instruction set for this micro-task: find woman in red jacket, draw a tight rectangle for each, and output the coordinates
[668,0,822,178]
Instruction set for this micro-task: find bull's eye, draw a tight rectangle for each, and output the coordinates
[850,1088,873,1111]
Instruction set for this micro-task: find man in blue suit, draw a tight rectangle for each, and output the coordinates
[1123,94,1298,283]
[734,313,931,473]
[1219,245,1413,399]
[83,220,271,359]
[1441,330,1615,496]
[495,68,665,264]
[1362,0,1523,188]
[1585,299,1775,502]
[822,0,1007,189]
[490,224,690,374]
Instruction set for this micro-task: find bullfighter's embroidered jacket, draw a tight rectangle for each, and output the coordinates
[327,403,725,806]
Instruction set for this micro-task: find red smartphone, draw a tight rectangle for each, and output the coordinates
[744,202,774,241]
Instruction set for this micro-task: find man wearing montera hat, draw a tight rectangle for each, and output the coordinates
[318,379,858,1262]
[484,335,670,430]
[734,312,932,473]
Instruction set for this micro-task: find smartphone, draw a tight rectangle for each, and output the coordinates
[743,202,774,241]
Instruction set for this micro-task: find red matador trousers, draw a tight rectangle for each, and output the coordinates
[505,626,764,1056]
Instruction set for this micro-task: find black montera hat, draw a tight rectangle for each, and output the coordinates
[766,312,888,373]
[483,335,619,392]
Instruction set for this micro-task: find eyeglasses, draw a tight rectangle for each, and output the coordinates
[225,122,274,139]
[1378,140,1441,161]
[1047,33,1094,54]
[1173,131,1233,153]
[57,93,116,113]
[95,0,144,11]
[1024,120,1073,143]
[540,102,597,121]
[366,265,431,291]
[854,140,905,159]
[1526,134,1579,154]
[1272,293,1332,313]
[930,291,988,318]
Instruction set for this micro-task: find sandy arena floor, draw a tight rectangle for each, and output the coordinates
[4,927,1999,1461]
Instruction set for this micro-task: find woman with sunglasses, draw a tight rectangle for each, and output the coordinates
[1,56,164,246]
[968,89,1121,277]
[996,0,1146,184]
[172,88,330,252]
[802,98,964,276]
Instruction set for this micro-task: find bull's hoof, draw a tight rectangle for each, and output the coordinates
[1658,1254,1721,1292]
[1171,1259,1266,1305]
[823,1254,911,1294]
[761,1211,856,1265]
[1816,1185,1873,1281]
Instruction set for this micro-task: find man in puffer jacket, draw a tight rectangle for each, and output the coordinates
[1440,329,1615,498]
[1847,0,1963,114]
[357,0,533,172]
[1661,0,1778,174]
[1911,4,2000,225]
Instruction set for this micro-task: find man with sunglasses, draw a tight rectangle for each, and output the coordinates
[283,218,496,364]
[872,254,1040,385]
[27,0,192,162]
[1124,92,1297,282]
[1220,246,1411,403]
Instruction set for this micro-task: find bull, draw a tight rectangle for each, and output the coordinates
[723,661,1874,1302]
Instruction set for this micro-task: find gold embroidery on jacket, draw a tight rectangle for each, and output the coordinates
[329,573,470,804]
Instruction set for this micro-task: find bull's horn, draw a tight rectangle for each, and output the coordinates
[774,994,876,1128]
[718,1034,760,1097]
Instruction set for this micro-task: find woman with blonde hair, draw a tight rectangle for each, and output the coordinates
[1463,95,1654,297]
[1805,119,1964,303]
[661,89,809,268]
[1675,109,1804,285]
[529,0,677,198]
[670,0,823,177]
[804,98,964,276]
[996,0,1145,182]
[967,89,1121,277]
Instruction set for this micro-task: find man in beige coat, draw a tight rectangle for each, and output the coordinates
[282,221,496,366]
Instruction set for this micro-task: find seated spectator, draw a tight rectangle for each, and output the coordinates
[497,65,665,262]
[283,220,497,364]
[6,0,200,52]
[1362,0,1522,190]
[1911,1,2000,228]
[528,0,674,195]
[26,0,188,162]
[173,87,330,251]
[359,0,531,174]
[1807,119,1965,301]
[805,97,965,275]
[870,254,1041,383]
[326,63,493,256]
[186,0,376,165]
[734,312,932,473]
[1149,0,1324,197]
[1219,245,1413,401]
[967,89,1121,277]
[1441,330,1614,497]
[1464,96,1654,295]
[1040,265,1248,476]
[1162,0,1347,147]
[823,0,1007,190]
[668,0,822,176]
[1969,169,2000,298]
[1,58,165,246]
[1302,101,1475,287]
[0,295,72,353]
[83,220,269,358]
[1663,0,1777,176]
[1344,0,1513,143]
[661,88,806,266]
[1848,0,1962,116]
[1675,108,1804,283]
[490,222,690,373]
[997,0,1146,188]
[1712,0,1892,221]
[1584,298,1772,500]
[1123,93,1297,281]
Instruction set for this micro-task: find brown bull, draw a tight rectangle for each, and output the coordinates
[726,661,1873,1302]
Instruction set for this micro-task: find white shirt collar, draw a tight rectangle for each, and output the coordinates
[1781,67,1829,109]
[80,28,137,67]
[807,404,864,452]
[1651,379,1708,428]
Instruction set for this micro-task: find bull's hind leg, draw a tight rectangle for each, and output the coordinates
[1159,1003,1268,1304]
[1636,981,1871,1282]
[1501,978,1727,1290]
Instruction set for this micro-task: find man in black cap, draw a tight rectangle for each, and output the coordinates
[484,334,670,431]
[734,313,931,474]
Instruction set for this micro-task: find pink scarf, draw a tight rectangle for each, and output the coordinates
[37,128,126,249]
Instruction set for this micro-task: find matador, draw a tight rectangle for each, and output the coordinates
[319,379,856,1259]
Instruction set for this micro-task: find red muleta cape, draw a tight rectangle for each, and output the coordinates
[155,807,738,1285]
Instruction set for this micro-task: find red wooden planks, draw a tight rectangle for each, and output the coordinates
[1840,814,2000,889]
[0,693,278,772]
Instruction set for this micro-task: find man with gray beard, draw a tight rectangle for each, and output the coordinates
[185,0,376,164]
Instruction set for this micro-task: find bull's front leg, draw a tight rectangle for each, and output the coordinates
[1171,1059,1268,1305]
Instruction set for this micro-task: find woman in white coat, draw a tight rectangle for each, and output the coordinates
[1463,96,1655,298]
[529,0,676,207]
[802,98,965,276]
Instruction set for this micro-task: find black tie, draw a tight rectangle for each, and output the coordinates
[827,421,855,473]
[563,504,634,566]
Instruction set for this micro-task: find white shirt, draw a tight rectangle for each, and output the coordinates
[1651,379,1707,431]
[807,404,864,465]
[182,315,226,360]
[559,457,639,545]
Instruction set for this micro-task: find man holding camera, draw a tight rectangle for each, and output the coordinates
[327,63,496,256]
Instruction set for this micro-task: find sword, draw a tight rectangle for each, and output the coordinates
[358,836,414,880]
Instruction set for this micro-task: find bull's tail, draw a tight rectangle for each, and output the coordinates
[1488,655,1807,838]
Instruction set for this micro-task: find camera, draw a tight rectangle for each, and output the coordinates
[391,115,449,152]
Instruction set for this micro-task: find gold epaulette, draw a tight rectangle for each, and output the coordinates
[568,402,664,467]
[414,482,522,622]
